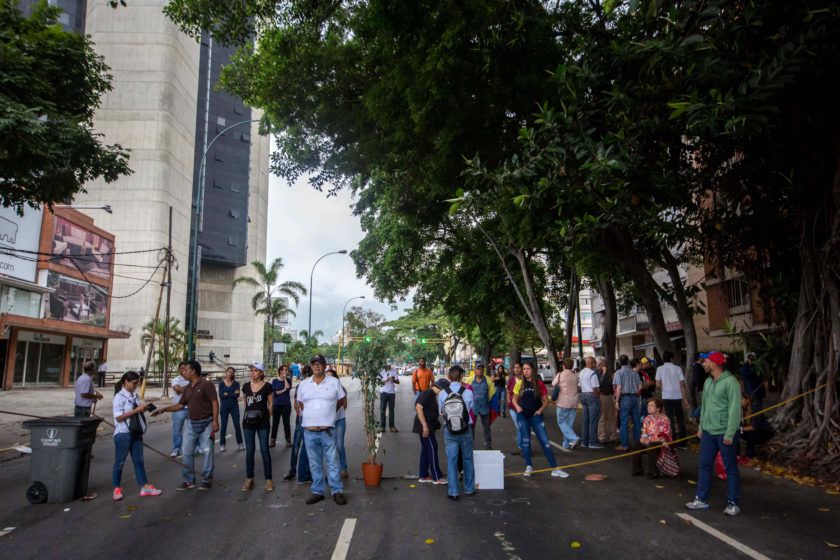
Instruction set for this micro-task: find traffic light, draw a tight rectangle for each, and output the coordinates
[420,338,427,344]
[364,336,372,343]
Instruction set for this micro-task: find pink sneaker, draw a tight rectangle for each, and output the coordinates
[112,487,123,501]
[139,484,162,497]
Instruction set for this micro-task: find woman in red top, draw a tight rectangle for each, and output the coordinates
[632,398,673,478]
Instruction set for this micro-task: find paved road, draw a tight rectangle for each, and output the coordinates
[0,379,837,559]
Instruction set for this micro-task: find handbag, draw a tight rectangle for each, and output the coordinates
[243,410,265,427]
[128,396,146,435]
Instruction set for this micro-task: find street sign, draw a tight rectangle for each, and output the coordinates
[273,342,287,353]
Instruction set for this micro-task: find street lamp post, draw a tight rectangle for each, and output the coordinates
[338,295,365,372]
[186,118,262,359]
[307,250,348,346]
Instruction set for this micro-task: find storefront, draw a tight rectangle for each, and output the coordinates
[11,331,66,387]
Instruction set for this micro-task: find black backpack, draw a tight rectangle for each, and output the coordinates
[599,369,613,396]
[442,387,470,434]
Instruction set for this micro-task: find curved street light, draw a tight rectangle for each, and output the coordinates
[338,295,365,370]
[307,250,348,346]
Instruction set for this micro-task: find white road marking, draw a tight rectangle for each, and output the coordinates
[331,518,357,560]
[676,513,772,560]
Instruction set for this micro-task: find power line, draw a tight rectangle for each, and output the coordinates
[0,247,169,269]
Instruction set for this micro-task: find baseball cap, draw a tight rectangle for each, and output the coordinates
[434,378,451,391]
[250,362,265,372]
[640,357,649,364]
[700,352,726,366]
[310,354,327,365]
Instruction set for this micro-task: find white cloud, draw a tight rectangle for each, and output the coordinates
[266,172,411,339]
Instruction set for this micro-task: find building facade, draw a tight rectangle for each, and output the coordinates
[1,207,127,389]
[38,0,269,374]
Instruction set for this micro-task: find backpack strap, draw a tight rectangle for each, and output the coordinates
[457,386,465,396]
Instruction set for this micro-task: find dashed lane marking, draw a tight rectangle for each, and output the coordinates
[331,518,357,560]
[676,513,772,560]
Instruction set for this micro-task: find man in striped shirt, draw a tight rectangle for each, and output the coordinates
[612,355,642,451]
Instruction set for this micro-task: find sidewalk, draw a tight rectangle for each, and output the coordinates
[0,386,172,454]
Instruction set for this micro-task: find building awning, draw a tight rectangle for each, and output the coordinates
[633,334,685,351]
[0,315,129,340]
[0,276,54,294]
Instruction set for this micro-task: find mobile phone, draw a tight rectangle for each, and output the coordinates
[145,403,157,412]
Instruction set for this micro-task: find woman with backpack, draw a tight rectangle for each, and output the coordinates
[112,371,162,501]
[241,363,274,492]
[512,362,570,478]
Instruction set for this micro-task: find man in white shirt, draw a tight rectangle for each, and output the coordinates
[296,354,347,506]
[379,363,400,432]
[97,360,108,387]
[656,350,689,446]
[578,356,603,449]
[169,361,191,457]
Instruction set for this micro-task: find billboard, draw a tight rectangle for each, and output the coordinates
[46,271,108,327]
[0,206,43,283]
[52,216,113,279]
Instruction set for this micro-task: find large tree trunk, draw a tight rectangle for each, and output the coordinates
[660,249,699,376]
[510,345,521,367]
[564,269,579,359]
[511,246,561,372]
[601,227,677,356]
[598,277,617,371]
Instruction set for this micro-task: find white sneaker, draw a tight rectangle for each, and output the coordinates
[237,443,245,451]
[219,445,226,452]
[685,498,710,510]
[551,468,570,478]
[170,450,178,458]
[723,502,741,516]
[523,466,534,477]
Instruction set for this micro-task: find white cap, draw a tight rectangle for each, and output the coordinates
[250,362,265,372]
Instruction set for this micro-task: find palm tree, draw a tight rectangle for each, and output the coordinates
[140,318,187,375]
[299,329,324,347]
[233,258,306,364]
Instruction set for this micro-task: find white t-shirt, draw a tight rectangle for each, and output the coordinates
[112,389,142,435]
[379,368,399,394]
[578,368,600,394]
[656,362,685,400]
[296,375,343,428]
[336,384,348,420]
[171,375,190,405]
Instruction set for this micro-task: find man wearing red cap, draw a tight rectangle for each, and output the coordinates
[686,351,742,516]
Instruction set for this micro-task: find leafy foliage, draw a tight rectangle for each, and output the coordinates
[0,1,131,212]
[350,337,386,464]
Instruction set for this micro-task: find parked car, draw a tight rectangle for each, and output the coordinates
[538,363,556,383]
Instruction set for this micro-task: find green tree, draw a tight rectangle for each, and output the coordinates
[233,258,306,364]
[0,1,130,212]
[140,317,187,375]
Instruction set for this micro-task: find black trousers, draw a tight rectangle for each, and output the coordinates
[663,399,687,442]
[271,404,292,442]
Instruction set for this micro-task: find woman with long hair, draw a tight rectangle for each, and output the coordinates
[218,367,244,452]
[112,371,162,500]
[512,361,569,478]
[327,368,350,478]
[507,362,524,454]
[553,359,580,451]
[493,365,507,418]
[241,363,274,492]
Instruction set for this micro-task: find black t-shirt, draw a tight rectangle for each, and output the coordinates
[493,371,506,388]
[242,381,272,428]
[413,389,441,434]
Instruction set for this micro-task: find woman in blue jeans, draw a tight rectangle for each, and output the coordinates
[241,363,274,492]
[512,362,569,478]
[328,369,350,477]
[111,371,162,500]
[218,367,244,452]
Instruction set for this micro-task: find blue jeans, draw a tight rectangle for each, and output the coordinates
[418,433,444,480]
[444,428,475,497]
[303,429,343,496]
[113,433,147,488]
[172,407,188,454]
[508,408,523,450]
[580,393,601,446]
[335,417,348,471]
[244,426,272,479]
[697,431,740,505]
[220,401,243,445]
[518,414,558,469]
[495,386,506,414]
[619,395,642,448]
[182,418,214,483]
[555,407,579,447]
[290,418,311,481]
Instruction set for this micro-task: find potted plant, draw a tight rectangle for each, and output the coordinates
[352,338,386,487]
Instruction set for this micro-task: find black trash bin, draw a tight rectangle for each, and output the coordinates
[22,416,102,504]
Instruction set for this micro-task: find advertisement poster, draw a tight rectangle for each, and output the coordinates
[51,216,113,279]
[0,206,43,283]
[46,272,108,327]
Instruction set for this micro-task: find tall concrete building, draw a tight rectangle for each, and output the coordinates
[30,0,270,372]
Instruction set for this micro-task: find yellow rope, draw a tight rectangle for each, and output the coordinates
[504,381,831,477]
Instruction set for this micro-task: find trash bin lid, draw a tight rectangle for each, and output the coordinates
[22,416,103,429]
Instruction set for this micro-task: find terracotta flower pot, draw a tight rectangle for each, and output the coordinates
[362,462,383,487]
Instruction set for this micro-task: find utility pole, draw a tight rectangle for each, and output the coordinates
[140,247,168,400]
[162,206,173,397]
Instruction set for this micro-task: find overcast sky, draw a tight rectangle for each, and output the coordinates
[265,172,410,340]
